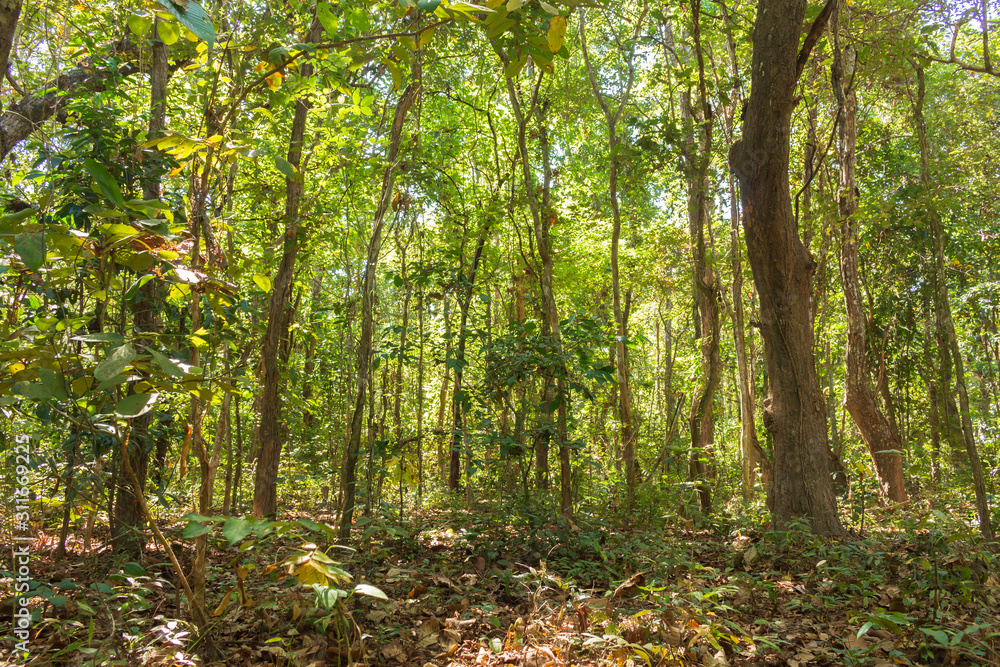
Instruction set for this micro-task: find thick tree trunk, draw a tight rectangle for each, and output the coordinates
[833,16,908,503]
[911,65,993,539]
[338,70,420,543]
[0,37,158,162]
[253,19,322,519]
[729,0,844,535]
[0,0,20,91]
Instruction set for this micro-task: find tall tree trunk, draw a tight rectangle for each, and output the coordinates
[580,6,643,511]
[113,29,168,557]
[253,18,322,518]
[449,231,489,490]
[502,61,570,517]
[834,11,908,503]
[303,274,323,431]
[720,4,766,502]
[338,67,420,543]
[729,0,844,535]
[393,225,412,516]
[911,64,993,539]
[683,0,720,514]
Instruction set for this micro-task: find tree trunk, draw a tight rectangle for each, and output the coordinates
[580,6,643,511]
[0,0,21,95]
[449,231,488,491]
[729,0,844,535]
[113,29,168,557]
[303,274,323,431]
[684,0,720,514]
[338,68,420,543]
[911,64,993,539]
[253,18,322,519]
[0,37,155,163]
[833,12,908,503]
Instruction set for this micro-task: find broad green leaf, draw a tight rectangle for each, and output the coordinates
[38,368,68,401]
[128,14,153,36]
[84,159,126,208]
[504,54,528,78]
[182,520,213,538]
[95,343,137,383]
[12,381,51,400]
[253,274,272,292]
[122,562,147,576]
[222,517,254,545]
[539,1,557,14]
[114,392,158,418]
[274,156,298,180]
[417,0,441,11]
[317,1,339,36]
[14,233,45,271]
[154,0,215,47]
[150,349,186,377]
[353,583,388,600]
[506,0,523,10]
[547,15,567,53]
[71,333,124,344]
[157,21,180,45]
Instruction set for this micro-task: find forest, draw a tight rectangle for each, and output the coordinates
[0,0,998,664]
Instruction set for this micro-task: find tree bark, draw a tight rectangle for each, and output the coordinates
[683,0,720,514]
[833,9,908,503]
[113,29,168,557]
[338,67,420,543]
[911,64,993,539]
[0,37,160,162]
[580,6,643,511]
[0,0,21,94]
[253,18,323,519]
[729,0,844,535]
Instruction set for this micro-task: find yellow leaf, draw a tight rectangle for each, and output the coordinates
[212,587,233,616]
[547,15,566,53]
[418,24,437,49]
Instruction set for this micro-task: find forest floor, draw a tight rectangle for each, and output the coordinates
[3,501,999,667]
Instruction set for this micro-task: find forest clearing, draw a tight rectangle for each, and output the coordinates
[0,0,998,664]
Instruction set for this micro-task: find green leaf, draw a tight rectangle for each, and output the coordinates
[95,343,137,383]
[12,381,51,401]
[38,368,68,401]
[157,21,180,45]
[114,393,158,418]
[154,0,215,48]
[122,562,147,576]
[71,333,125,344]
[504,54,528,78]
[222,517,254,546]
[539,1,557,14]
[274,155,298,180]
[14,232,45,271]
[353,583,388,600]
[84,159,126,208]
[317,1,339,36]
[182,520,213,538]
[150,349,186,377]
[417,0,441,11]
[253,274,272,292]
[128,14,153,36]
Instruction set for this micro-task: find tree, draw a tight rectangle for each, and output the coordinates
[729,0,844,535]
